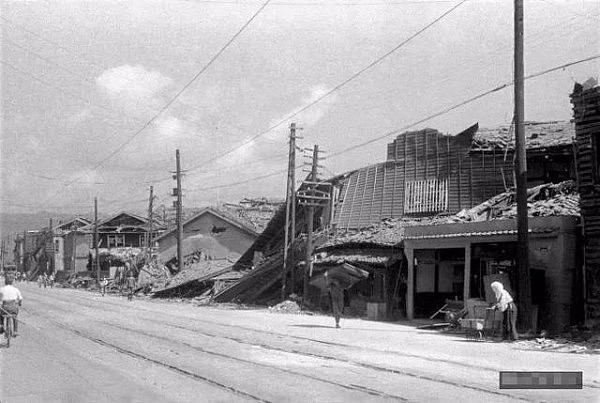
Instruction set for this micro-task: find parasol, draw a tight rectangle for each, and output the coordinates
[309,263,369,291]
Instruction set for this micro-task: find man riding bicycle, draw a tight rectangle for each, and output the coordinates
[0,274,23,336]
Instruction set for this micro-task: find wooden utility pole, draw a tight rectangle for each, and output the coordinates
[1,239,5,270]
[281,123,298,300]
[303,145,319,301]
[94,197,100,282]
[146,185,154,259]
[514,0,532,331]
[48,218,54,273]
[175,149,184,272]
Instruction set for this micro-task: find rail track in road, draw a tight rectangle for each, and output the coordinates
[24,289,535,402]
[23,302,409,402]
[21,304,269,402]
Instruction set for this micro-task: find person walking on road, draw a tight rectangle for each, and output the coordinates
[491,281,519,341]
[125,273,136,301]
[42,273,48,289]
[37,275,43,288]
[48,274,55,288]
[327,276,344,329]
[100,277,108,297]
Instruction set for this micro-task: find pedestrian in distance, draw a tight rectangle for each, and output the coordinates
[125,273,136,301]
[49,274,55,288]
[327,275,344,329]
[42,273,48,289]
[37,275,43,288]
[100,277,108,297]
[490,281,519,341]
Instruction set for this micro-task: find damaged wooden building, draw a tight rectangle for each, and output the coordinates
[571,80,600,329]
[214,120,580,330]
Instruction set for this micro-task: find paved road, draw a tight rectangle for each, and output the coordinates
[1,282,598,402]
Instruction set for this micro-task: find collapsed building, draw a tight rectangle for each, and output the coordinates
[214,121,584,332]
[571,79,600,328]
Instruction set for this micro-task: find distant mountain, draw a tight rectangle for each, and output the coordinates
[0,211,89,242]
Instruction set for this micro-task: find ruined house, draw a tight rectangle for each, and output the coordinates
[150,208,260,298]
[52,217,91,272]
[83,212,163,248]
[215,121,577,314]
[571,80,600,328]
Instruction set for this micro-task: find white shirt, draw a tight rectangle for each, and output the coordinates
[0,285,23,302]
[495,289,514,312]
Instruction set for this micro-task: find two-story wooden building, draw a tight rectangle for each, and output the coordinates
[571,80,600,328]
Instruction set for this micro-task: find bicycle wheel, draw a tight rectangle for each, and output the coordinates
[5,317,12,348]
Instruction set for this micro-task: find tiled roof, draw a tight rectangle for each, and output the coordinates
[320,180,579,249]
[472,121,575,151]
[314,248,400,267]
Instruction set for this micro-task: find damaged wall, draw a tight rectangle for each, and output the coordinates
[571,81,600,327]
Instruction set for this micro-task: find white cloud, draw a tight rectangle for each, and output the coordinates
[155,115,184,139]
[266,84,338,142]
[96,64,173,114]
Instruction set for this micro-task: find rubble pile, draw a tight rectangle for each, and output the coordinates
[269,300,302,314]
[452,181,579,222]
[220,197,284,233]
[163,259,233,290]
[184,250,207,266]
[138,260,170,291]
[98,247,144,265]
[472,121,575,151]
[320,181,579,249]
[514,335,600,354]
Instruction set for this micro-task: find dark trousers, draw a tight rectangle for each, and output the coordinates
[502,303,519,341]
[330,292,344,325]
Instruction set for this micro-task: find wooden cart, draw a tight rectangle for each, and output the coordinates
[460,306,501,340]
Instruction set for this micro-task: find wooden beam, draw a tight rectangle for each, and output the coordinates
[464,244,471,302]
[406,247,415,320]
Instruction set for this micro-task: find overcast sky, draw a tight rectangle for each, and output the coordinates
[1,0,598,218]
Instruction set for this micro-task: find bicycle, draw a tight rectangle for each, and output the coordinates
[0,307,16,348]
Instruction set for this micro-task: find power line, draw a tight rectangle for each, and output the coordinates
[181,0,467,175]
[3,36,238,138]
[187,54,600,192]
[327,54,600,158]
[39,0,271,205]
[0,17,250,133]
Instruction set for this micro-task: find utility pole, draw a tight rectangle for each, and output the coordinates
[94,197,100,282]
[514,0,532,331]
[303,145,319,302]
[296,145,331,305]
[1,239,5,270]
[48,218,54,274]
[281,123,298,300]
[175,149,184,272]
[146,185,154,260]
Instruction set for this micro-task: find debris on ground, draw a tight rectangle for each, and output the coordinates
[269,300,302,314]
[514,335,600,354]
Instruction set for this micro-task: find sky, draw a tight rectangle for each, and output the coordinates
[1,0,598,221]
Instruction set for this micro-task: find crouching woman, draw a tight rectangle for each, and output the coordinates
[491,281,518,341]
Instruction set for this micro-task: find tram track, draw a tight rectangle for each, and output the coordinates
[25,290,534,401]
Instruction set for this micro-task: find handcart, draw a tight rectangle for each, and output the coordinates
[459,306,502,340]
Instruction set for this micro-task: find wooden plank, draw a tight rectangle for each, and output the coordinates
[464,244,471,302]
[406,247,415,320]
